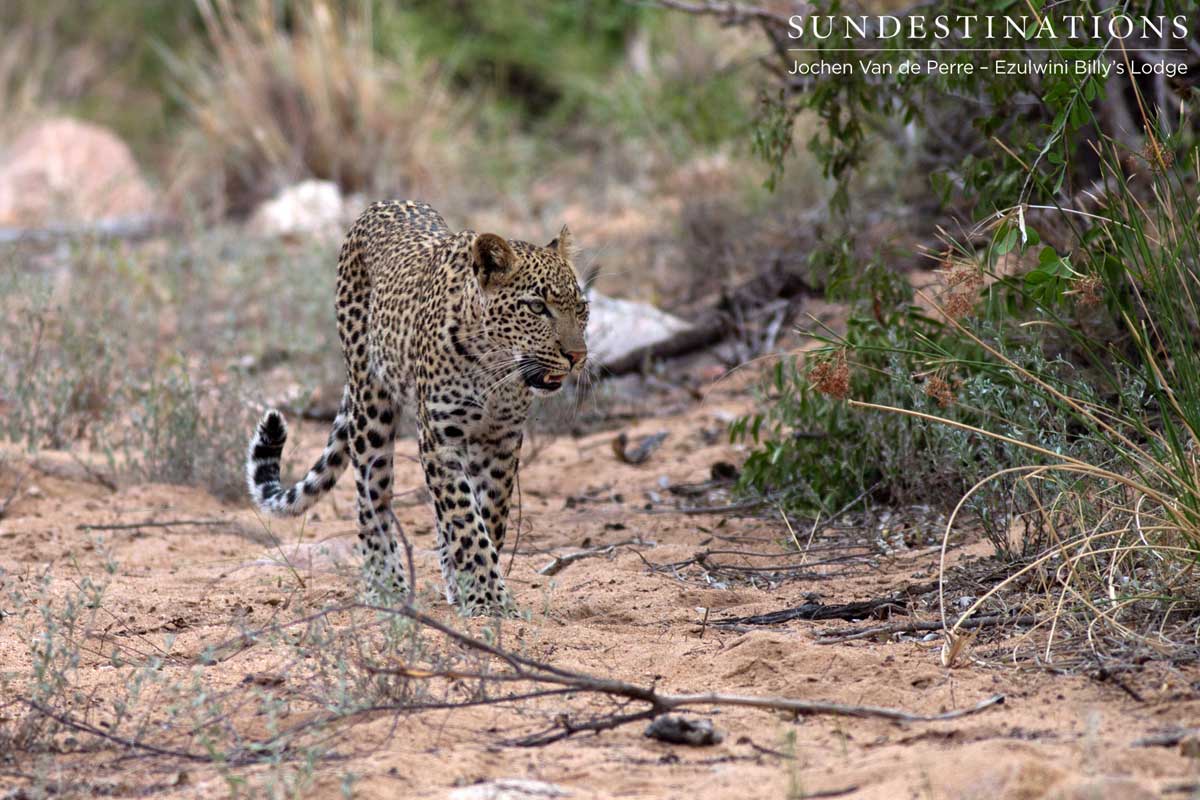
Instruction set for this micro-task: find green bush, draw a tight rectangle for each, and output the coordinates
[704,9,1200,655]
[732,256,1119,557]
[387,0,644,119]
[384,0,753,154]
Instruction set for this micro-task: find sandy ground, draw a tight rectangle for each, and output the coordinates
[1,378,1198,800]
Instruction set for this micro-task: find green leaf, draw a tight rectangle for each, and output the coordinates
[996,227,1019,255]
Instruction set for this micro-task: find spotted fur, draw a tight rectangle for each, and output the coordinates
[246,201,587,614]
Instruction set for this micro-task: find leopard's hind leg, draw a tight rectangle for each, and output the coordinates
[337,229,409,597]
[347,378,407,596]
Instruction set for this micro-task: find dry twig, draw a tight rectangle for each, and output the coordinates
[538,539,649,576]
[817,613,1038,644]
[350,603,1005,745]
[76,519,230,532]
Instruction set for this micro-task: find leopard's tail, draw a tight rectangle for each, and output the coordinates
[246,387,352,516]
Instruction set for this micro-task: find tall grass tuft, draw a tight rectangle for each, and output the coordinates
[166,0,455,217]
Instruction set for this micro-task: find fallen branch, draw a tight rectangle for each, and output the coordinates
[640,497,771,515]
[787,786,859,799]
[77,519,230,532]
[354,602,1005,746]
[197,598,1005,747]
[716,598,909,627]
[0,215,177,246]
[598,259,814,377]
[538,539,649,576]
[646,548,870,582]
[1133,727,1200,748]
[817,613,1039,644]
[23,700,215,763]
[70,453,119,492]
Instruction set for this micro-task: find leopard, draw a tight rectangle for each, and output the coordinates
[245,200,588,614]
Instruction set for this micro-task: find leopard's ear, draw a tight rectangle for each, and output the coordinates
[473,232,516,289]
[547,224,575,260]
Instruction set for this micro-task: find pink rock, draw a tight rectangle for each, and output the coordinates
[0,117,158,227]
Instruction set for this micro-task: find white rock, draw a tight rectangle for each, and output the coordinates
[248,180,354,241]
[448,779,573,800]
[586,293,691,366]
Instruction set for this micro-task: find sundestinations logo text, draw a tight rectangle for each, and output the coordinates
[786,14,1190,42]
[784,13,1193,79]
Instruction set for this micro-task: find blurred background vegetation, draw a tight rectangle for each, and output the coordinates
[0,0,761,215]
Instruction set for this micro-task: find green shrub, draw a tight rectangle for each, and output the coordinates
[389,0,643,120]
[732,258,1115,557]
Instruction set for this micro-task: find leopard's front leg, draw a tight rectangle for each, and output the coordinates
[469,430,522,553]
[418,421,516,615]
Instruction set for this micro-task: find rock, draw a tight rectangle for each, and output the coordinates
[644,715,724,746]
[448,779,572,800]
[586,293,691,366]
[0,117,158,227]
[249,180,357,241]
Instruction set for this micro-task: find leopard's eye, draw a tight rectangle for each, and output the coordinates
[527,299,548,315]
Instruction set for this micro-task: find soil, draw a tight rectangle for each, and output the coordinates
[1,374,1197,799]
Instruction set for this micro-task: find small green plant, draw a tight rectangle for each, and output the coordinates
[0,268,125,451]
[0,546,116,753]
[121,362,257,500]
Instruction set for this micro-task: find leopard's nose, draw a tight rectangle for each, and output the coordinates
[563,349,587,367]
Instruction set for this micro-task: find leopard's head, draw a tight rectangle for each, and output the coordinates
[471,226,588,396]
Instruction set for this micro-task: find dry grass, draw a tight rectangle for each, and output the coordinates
[167,0,458,217]
[0,227,343,501]
[0,21,57,140]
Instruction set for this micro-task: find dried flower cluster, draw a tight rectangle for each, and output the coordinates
[1142,136,1174,173]
[924,374,955,408]
[941,258,985,320]
[1073,274,1104,308]
[810,351,850,399]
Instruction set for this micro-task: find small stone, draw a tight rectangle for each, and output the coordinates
[447,779,572,799]
[644,715,724,746]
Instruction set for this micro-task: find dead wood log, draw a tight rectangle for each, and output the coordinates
[715,597,910,627]
[599,258,815,377]
[0,215,178,246]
